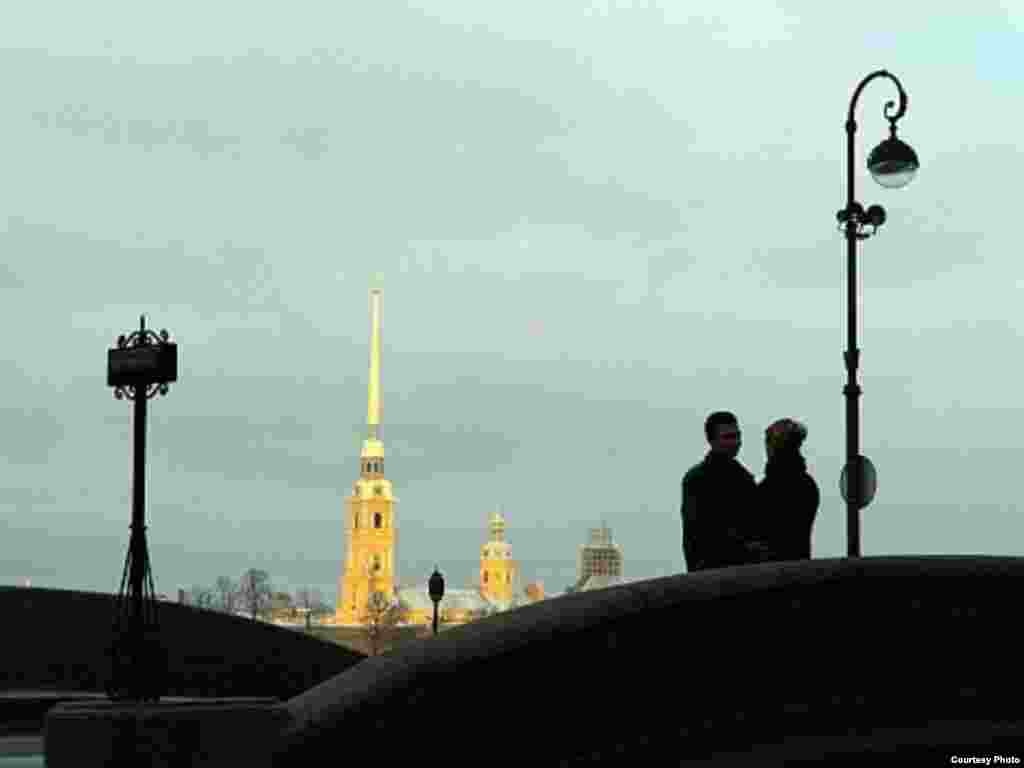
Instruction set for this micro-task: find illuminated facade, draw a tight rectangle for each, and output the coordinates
[480,511,516,605]
[335,288,544,628]
[398,511,533,626]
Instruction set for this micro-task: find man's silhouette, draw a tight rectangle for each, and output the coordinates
[681,411,758,571]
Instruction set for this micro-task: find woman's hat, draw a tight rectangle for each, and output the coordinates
[765,418,808,451]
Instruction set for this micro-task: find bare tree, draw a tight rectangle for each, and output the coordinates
[362,591,407,656]
[295,587,323,630]
[310,592,332,622]
[214,576,238,614]
[295,587,312,628]
[238,569,272,620]
[188,585,214,610]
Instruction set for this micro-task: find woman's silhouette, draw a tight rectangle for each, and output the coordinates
[752,418,820,562]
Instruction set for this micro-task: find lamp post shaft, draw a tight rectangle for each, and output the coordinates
[844,109,864,558]
[844,212,862,558]
[131,387,148,628]
[432,604,438,636]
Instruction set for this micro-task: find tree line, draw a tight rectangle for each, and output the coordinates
[186,568,332,627]
[184,574,535,656]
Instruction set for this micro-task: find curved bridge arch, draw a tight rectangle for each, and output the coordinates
[275,557,1024,765]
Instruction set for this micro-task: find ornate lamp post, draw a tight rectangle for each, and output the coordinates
[428,566,445,636]
[105,315,177,701]
[837,71,919,556]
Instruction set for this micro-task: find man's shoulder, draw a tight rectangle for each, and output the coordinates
[682,459,708,486]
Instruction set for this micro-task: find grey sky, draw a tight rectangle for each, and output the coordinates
[2,2,1022,601]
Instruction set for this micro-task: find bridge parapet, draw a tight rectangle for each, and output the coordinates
[276,557,1024,765]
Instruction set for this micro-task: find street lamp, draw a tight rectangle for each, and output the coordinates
[105,314,177,702]
[428,566,444,636]
[837,70,919,557]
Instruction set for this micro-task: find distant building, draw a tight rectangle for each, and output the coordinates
[479,511,516,607]
[397,511,543,627]
[575,524,623,590]
[397,585,493,625]
[333,289,545,629]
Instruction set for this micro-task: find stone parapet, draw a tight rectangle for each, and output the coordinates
[45,698,291,768]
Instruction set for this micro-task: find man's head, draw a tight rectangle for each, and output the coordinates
[705,411,741,458]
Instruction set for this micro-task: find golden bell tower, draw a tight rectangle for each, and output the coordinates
[480,510,516,604]
[336,287,397,625]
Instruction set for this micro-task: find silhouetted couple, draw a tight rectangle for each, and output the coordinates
[681,411,820,571]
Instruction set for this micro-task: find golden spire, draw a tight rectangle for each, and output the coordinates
[366,285,382,440]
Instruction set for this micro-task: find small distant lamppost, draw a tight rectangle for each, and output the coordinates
[106,315,177,702]
[428,567,445,636]
[837,70,919,557]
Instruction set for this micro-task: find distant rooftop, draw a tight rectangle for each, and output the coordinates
[584,525,616,548]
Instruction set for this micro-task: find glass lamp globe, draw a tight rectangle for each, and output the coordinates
[867,136,919,189]
[428,567,445,602]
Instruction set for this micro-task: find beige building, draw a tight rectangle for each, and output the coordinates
[575,524,623,590]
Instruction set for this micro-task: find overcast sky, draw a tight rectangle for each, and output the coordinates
[2,2,1022,602]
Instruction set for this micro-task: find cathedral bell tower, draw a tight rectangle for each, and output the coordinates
[337,288,397,625]
[480,510,516,604]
